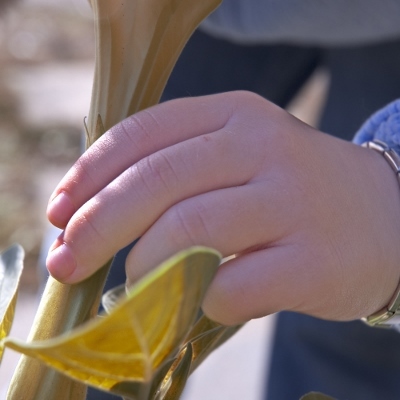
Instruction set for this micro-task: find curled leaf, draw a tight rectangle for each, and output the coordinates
[186,314,242,372]
[101,284,126,314]
[156,343,193,400]
[4,247,221,394]
[0,244,24,362]
[6,267,110,400]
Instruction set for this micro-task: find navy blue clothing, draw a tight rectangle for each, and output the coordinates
[267,314,400,400]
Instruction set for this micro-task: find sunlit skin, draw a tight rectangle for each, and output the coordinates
[46,91,400,326]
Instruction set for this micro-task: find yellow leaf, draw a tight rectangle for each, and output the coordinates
[0,244,24,362]
[4,247,221,394]
[156,343,193,400]
[184,314,242,372]
[101,283,126,314]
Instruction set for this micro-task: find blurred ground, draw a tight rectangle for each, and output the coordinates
[0,0,94,290]
[0,1,93,395]
[0,1,328,398]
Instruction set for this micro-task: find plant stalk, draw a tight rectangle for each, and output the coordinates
[7,265,110,399]
[7,1,221,398]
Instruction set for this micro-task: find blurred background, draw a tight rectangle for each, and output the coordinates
[0,0,93,290]
[0,0,327,398]
[0,1,94,395]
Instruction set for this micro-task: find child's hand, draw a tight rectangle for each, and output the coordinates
[46,91,400,325]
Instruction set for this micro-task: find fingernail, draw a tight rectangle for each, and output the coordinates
[49,231,64,252]
[47,191,75,228]
[46,243,77,282]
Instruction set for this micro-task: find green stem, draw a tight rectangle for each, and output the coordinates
[7,263,110,399]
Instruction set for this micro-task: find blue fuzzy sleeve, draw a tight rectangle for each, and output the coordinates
[353,99,400,153]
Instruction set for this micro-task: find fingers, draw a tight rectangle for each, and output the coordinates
[47,93,235,229]
[124,180,295,285]
[46,123,271,283]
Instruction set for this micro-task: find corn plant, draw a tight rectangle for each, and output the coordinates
[0,1,339,399]
[1,244,242,399]
[0,1,241,399]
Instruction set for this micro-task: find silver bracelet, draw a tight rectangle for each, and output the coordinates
[361,140,400,328]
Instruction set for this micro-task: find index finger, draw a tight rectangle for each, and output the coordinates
[47,93,235,228]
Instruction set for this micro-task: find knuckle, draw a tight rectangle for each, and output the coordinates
[64,209,109,269]
[72,208,107,248]
[120,109,161,153]
[132,152,180,199]
[234,90,264,104]
[167,202,212,248]
[72,156,98,191]
[230,90,267,114]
